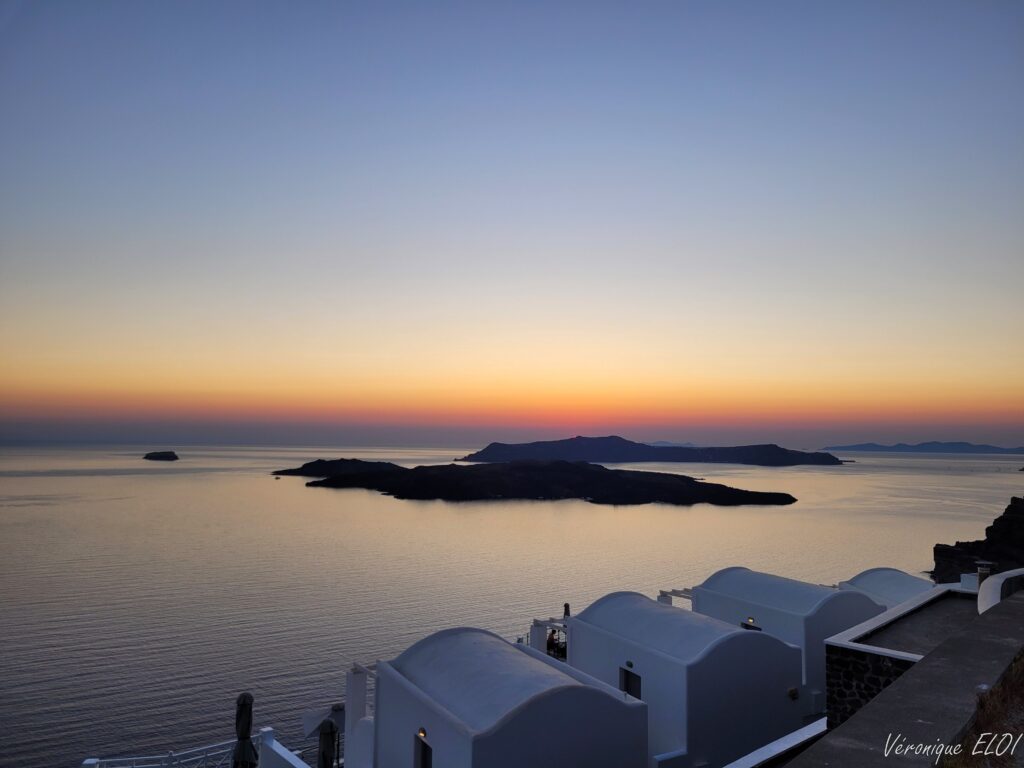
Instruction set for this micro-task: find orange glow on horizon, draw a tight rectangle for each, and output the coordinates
[3,309,1022,435]
[3,376,1021,432]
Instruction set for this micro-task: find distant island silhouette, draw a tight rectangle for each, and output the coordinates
[143,451,178,461]
[274,458,403,477]
[825,441,1024,455]
[459,435,841,467]
[274,458,796,506]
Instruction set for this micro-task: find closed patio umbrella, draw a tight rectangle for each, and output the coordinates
[232,692,258,768]
[301,703,345,739]
[317,719,338,768]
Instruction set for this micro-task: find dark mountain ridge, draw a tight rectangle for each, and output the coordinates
[273,458,403,477]
[825,441,1024,455]
[273,458,796,507]
[459,435,841,467]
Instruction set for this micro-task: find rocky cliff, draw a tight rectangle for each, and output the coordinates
[933,496,1024,583]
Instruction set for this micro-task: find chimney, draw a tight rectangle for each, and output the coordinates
[977,560,994,585]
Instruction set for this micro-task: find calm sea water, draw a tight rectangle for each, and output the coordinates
[1,445,1021,767]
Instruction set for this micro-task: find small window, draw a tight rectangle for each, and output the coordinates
[619,667,642,699]
[415,735,432,768]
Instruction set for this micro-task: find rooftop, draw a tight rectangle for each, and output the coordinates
[838,567,935,609]
[696,566,844,615]
[786,593,1024,768]
[856,591,978,656]
[575,591,743,661]
[390,627,582,733]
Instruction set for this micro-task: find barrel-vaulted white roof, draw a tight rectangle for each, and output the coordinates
[575,591,744,662]
[838,567,933,608]
[390,627,582,733]
[696,567,840,615]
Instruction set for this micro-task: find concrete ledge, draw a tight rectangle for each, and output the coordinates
[978,568,1024,614]
[826,585,966,661]
[723,719,827,768]
[786,593,1024,767]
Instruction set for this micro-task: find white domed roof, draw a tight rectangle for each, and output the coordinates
[839,567,933,608]
[576,591,743,661]
[391,627,581,733]
[696,567,841,615]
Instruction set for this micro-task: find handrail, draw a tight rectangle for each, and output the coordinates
[83,734,258,768]
[978,567,1024,614]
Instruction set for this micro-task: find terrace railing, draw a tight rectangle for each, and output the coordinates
[81,737,248,768]
[81,727,312,768]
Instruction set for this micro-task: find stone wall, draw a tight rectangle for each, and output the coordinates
[825,645,916,727]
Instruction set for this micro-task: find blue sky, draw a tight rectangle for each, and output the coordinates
[1,1,1022,447]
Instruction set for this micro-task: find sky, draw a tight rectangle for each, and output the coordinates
[1,0,1022,449]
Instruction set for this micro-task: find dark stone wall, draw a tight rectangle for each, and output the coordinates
[826,644,917,727]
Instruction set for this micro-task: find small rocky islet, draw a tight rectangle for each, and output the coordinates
[273,458,797,507]
[143,451,179,461]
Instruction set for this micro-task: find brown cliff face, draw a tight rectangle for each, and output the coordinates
[933,497,1024,583]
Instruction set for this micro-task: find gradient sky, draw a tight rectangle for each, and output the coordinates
[1,0,1022,448]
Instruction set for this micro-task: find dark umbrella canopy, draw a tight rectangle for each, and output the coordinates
[232,692,258,768]
[317,719,338,768]
[302,703,345,738]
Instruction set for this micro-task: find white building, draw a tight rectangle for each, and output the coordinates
[370,626,647,768]
[690,567,884,712]
[838,567,935,609]
[567,592,804,768]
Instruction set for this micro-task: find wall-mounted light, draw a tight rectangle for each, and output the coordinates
[625,660,634,669]
[417,727,427,739]
[741,617,762,631]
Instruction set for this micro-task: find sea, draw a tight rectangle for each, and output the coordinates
[1,444,1021,767]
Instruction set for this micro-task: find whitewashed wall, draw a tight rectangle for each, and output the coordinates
[568,617,804,768]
